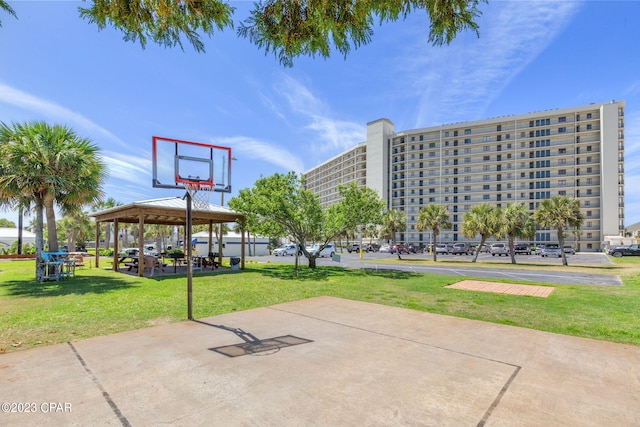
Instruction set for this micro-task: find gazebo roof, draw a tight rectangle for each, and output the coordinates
[90,197,244,226]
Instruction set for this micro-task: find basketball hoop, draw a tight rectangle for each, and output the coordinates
[183,182,215,210]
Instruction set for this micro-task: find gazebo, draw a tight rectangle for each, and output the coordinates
[90,197,245,276]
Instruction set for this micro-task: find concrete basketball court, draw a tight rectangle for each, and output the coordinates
[2,296,639,426]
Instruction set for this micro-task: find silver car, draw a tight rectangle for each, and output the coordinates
[490,243,509,256]
[540,243,562,257]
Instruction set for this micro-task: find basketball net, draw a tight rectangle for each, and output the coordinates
[183,182,215,210]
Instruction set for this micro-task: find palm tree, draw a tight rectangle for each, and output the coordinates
[94,197,122,250]
[0,121,105,281]
[497,203,536,264]
[534,196,584,266]
[58,208,92,252]
[461,204,500,263]
[416,204,451,261]
[380,209,406,259]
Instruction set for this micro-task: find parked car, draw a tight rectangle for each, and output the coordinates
[514,244,531,255]
[119,248,139,257]
[406,243,422,254]
[607,244,640,257]
[273,244,300,256]
[449,242,471,255]
[346,243,360,253]
[435,244,450,254]
[534,245,545,255]
[365,243,380,252]
[490,243,509,256]
[390,244,410,254]
[540,243,562,257]
[563,245,575,255]
[307,243,336,258]
[379,244,391,253]
[480,244,491,253]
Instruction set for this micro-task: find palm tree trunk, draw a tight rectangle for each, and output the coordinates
[43,193,58,251]
[508,235,516,264]
[472,236,486,263]
[34,197,46,282]
[558,228,568,266]
[432,233,437,262]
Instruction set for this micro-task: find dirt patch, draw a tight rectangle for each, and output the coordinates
[445,280,554,297]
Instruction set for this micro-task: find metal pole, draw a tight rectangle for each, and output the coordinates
[218,192,224,265]
[186,192,193,320]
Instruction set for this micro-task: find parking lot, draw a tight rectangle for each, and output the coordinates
[267,247,611,264]
[260,249,620,286]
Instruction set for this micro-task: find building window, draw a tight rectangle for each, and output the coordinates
[559,116,566,123]
[558,127,566,133]
[558,169,566,175]
[483,194,490,200]
[483,136,490,142]
[483,146,490,152]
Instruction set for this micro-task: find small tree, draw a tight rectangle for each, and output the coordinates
[416,204,451,261]
[461,203,500,263]
[534,196,584,266]
[0,218,16,227]
[380,209,406,259]
[497,203,535,264]
[228,172,384,269]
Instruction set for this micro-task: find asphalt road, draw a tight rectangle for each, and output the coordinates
[254,250,622,286]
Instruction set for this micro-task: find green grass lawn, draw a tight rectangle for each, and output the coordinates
[1,257,639,354]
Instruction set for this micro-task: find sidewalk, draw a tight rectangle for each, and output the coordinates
[2,296,639,426]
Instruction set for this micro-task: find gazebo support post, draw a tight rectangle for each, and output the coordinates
[95,221,100,269]
[138,215,144,277]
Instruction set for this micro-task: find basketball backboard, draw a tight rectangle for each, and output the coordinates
[152,136,232,192]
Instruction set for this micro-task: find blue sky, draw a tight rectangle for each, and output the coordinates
[1,1,639,227]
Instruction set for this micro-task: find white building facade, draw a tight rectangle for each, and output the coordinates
[303,101,626,252]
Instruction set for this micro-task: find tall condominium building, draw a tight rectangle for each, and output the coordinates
[303,101,625,252]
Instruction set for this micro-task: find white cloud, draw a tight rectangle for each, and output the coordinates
[0,82,126,147]
[273,75,365,153]
[211,136,305,173]
[101,152,151,185]
[403,1,582,126]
